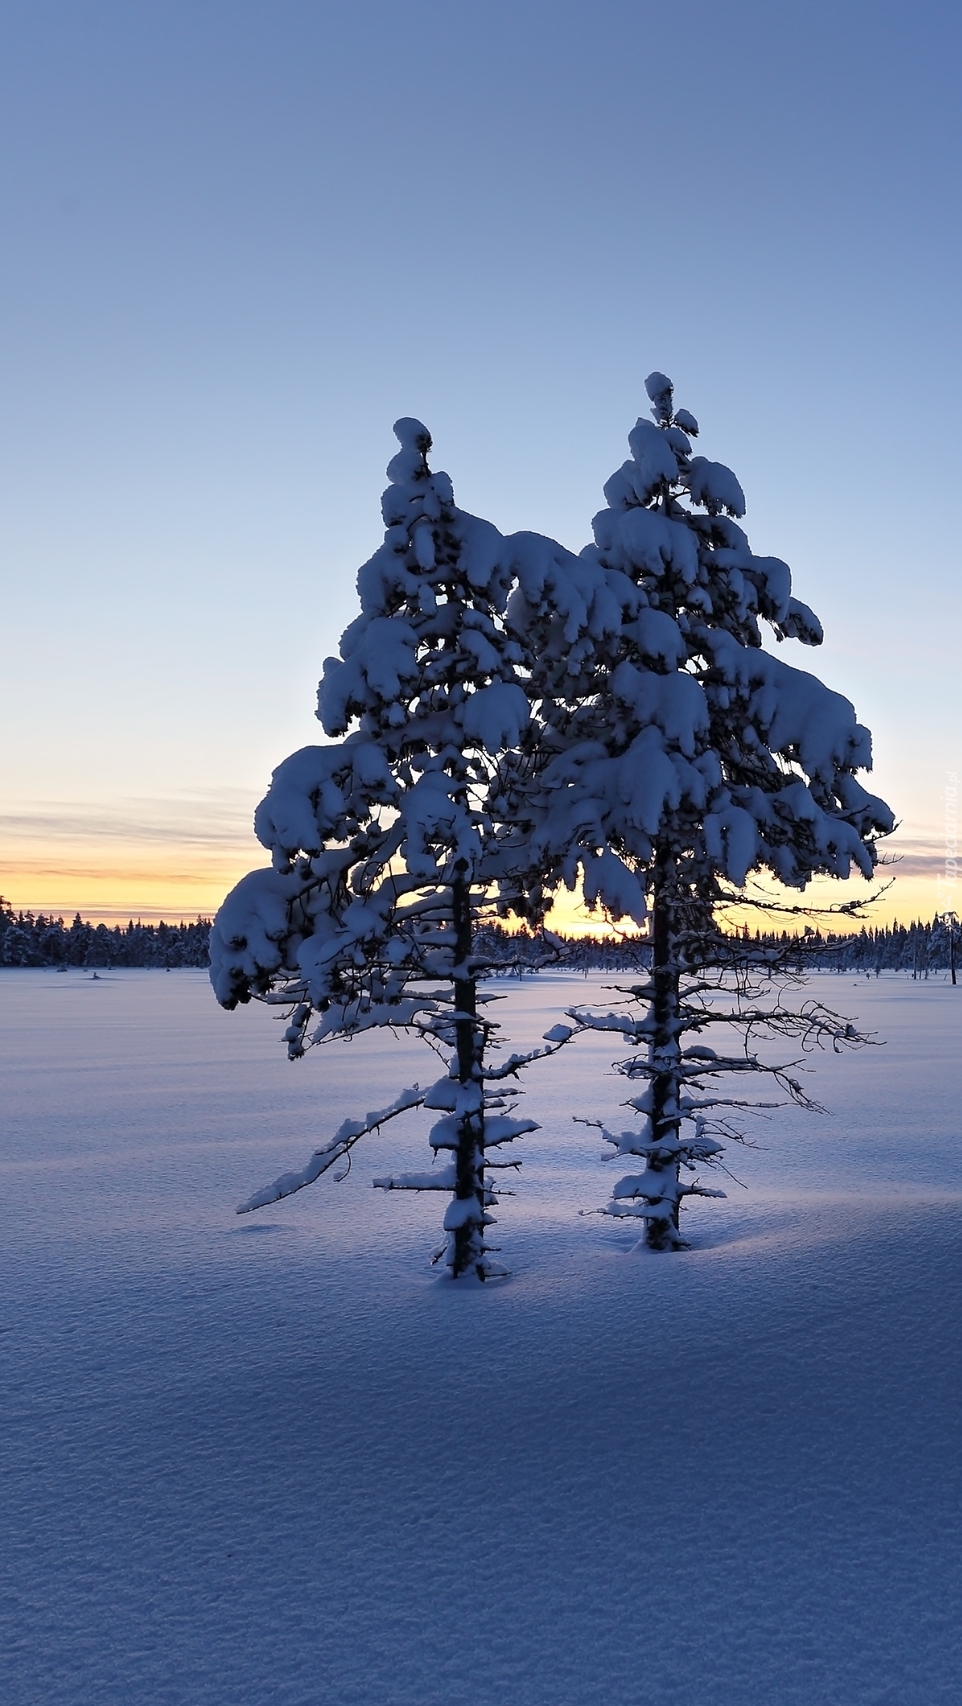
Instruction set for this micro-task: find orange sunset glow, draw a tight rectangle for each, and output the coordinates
[1,824,950,934]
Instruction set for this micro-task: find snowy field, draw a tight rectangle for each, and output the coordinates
[2,966,961,1706]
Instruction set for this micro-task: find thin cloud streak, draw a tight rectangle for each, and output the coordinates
[0,863,243,884]
[878,837,954,880]
[0,791,259,850]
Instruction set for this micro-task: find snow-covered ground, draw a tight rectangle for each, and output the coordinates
[2,967,960,1705]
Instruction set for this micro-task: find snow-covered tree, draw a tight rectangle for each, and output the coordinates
[556,372,895,1247]
[211,383,894,1266]
[210,420,600,1278]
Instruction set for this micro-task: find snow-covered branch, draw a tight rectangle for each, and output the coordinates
[237,1085,427,1213]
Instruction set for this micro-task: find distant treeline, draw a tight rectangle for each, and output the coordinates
[0,901,211,969]
[765,916,959,978]
[1,900,958,979]
[478,915,961,979]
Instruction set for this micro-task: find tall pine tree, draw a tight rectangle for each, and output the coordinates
[210,419,601,1276]
[560,373,895,1247]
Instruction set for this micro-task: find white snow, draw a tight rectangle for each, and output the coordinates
[2,966,961,1704]
[687,454,747,517]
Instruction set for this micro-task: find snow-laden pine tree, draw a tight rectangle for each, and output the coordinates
[210,419,613,1277]
[546,373,896,1248]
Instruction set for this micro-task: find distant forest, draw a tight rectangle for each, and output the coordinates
[1,898,958,979]
[0,902,211,969]
[478,917,960,979]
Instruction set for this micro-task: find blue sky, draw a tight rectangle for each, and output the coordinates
[1,0,959,921]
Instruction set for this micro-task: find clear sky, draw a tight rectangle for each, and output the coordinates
[1,0,959,928]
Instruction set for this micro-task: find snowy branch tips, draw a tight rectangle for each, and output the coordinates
[210,378,894,1265]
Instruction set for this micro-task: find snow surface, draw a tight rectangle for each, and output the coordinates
[2,967,961,1705]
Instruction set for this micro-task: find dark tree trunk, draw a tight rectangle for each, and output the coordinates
[646,847,683,1250]
[450,870,486,1277]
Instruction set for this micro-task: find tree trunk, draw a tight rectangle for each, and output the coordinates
[450,870,486,1277]
[646,847,683,1250]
